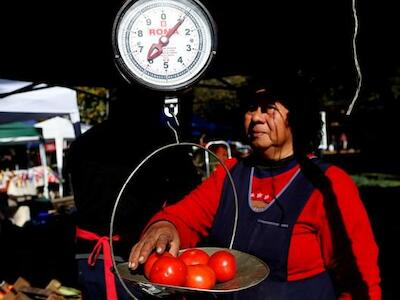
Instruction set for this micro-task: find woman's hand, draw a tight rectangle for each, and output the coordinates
[128,220,180,270]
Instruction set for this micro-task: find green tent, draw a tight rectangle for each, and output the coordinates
[0,122,42,144]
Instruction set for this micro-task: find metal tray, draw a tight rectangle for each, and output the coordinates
[116,247,269,296]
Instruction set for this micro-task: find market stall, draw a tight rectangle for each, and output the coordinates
[0,78,81,199]
[0,121,51,198]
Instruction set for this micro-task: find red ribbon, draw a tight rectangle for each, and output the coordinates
[76,227,121,300]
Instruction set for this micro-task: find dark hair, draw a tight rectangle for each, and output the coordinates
[240,72,323,155]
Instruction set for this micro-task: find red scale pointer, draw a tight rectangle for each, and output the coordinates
[147,16,186,61]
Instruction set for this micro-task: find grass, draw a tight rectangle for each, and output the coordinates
[351,173,400,188]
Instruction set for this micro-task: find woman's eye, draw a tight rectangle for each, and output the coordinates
[261,105,276,114]
[247,105,258,112]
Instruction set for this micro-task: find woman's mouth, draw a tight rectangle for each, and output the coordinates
[249,129,266,138]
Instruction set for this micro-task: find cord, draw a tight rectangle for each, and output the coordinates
[346,0,362,116]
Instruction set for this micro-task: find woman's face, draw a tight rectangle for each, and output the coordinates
[244,100,294,160]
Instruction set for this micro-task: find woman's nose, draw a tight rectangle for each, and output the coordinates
[250,107,267,122]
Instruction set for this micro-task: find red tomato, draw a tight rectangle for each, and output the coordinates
[179,248,210,266]
[149,256,187,286]
[144,252,172,279]
[185,264,216,289]
[208,250,236,282]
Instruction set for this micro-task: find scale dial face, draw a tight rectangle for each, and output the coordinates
[113,0,217,91]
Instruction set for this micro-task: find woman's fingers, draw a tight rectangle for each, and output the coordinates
[129,242,143,269]
[128,221,180,270]
[138,240,156,263]
[155,233,171,254]
[128,233,157,269]
[168,239,180,257]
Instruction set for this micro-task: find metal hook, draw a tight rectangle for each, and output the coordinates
[164,97,180,143]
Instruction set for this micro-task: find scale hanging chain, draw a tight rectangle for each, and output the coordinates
[164,97,180,143]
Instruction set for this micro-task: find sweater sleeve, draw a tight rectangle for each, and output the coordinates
[321,166,381,300]
[146,158,238,248]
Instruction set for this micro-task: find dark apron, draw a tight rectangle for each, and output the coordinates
[208,159,336,300]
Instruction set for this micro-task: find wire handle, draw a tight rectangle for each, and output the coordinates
[109,142,239,299]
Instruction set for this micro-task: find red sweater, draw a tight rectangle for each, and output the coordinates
[148,158,381,299]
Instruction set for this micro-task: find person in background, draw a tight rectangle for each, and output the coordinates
[340,132,349,151]
[128,73,381,299]
[206,143,230,175]
[0,148,16,171]
[192,132,231,180]
[209,144,229,163]
[65,86,201,300]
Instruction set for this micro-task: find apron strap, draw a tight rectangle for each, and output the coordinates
[76,227,120,300]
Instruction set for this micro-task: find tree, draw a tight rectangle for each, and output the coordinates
[75,86,109,125]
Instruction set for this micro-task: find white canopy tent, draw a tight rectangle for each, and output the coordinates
[0,78,81,198]
[0,78,80,128]
[35,117,76,198]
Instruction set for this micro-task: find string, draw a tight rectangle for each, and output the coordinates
[346,0,362,116]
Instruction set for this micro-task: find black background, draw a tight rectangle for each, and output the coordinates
[0,0,399,298]
[0,0,399,90]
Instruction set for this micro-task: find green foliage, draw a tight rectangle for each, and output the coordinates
[193,75,248,120]
[352,173,400,188]
[76,86,109,125]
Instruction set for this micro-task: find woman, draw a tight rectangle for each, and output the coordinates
[129,75,381,299]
